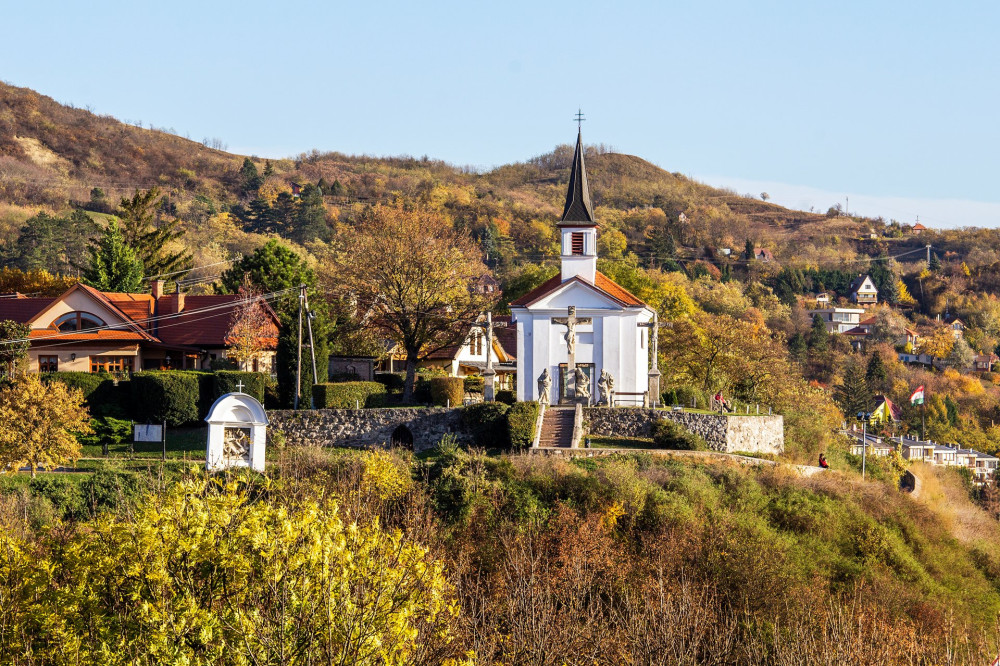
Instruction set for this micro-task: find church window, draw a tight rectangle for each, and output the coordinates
[571,232,585,255]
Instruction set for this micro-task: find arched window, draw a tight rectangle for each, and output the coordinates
[52,311,107,332]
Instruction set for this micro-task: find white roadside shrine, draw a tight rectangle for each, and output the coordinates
[511,128,658,405]
[205,384,269,472]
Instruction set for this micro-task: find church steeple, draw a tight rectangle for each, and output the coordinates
[558,129,595,227]
[558,127,598,283]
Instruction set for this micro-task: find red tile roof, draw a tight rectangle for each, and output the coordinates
[30,330,148,342]
[106,294,154,329]
[0,297,54,323]
[509,272,646,308]
[156,295,279,348]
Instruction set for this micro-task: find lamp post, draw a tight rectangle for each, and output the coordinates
[857,411,872,480]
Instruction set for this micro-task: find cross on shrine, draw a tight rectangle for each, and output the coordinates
[235,380,245,393]
[552,306,592,401]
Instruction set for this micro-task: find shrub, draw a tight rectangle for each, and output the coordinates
[27,476,86,521]
[429,377,464,407]
[462,402,510,448]
[79,467,147,518]
[463,376,485,393]
[42,372,129,418]
[662,385,710,410]
[506,401,539,449]
[213,371,265,403]
[131,371,200,426]
[78,417,133,448]
[375,372,405,392]
[652,418,707,450]
[495,390,516,405]
[313,381,387,409]
[329,372,360,383]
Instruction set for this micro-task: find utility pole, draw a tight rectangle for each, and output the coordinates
[859,412,869,480]
[294,284,304,410]
[482,312,507,402]
[304,290,319,406]
[926,244,932,267]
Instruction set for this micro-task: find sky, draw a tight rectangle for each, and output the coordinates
[2,0,999,227]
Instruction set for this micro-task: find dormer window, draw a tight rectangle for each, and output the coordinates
[52,311,106,332]
[571,232,585,255]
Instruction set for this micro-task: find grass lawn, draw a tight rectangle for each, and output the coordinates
[80,426,206,461]
[587,436,657,449]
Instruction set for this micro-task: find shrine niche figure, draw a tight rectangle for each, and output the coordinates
[574,367,590,400]
[223,427,251,463]
[538,368,552,406]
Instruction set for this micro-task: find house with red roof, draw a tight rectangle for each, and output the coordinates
[422,315,517,389]
[0,279,279,374]
[509,129,656,404]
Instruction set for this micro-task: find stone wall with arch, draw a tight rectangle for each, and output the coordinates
[266,407,468,452]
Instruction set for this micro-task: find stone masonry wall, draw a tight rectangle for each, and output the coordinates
[584,408,783,455]
[267,408,466,453]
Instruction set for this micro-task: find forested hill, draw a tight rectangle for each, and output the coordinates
[0,80,859,262]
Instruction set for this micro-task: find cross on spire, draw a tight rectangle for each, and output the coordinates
[574,108,585,130]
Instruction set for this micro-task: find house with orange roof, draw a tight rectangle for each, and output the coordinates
[509,129,656,404]
[0,280,280,374]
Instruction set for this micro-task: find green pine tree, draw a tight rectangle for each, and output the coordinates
[865,352,887,392]
[929,252,942,271]
[808,314,829,352]
[834,357,873,418]
[116,188,192,281]
[82,219,144,292]
[788,332,807,362]
[239,157,263,196]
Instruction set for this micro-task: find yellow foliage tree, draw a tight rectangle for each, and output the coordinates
[896,279,917,306]
[920,328,956,360]
[0,267,77,296]
[0,375,90,477]
[1,477,469,664]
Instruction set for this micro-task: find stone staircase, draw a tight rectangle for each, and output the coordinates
[538,407,575,448]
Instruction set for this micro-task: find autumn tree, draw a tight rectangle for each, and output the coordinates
[921,327,956,360]
[0,320,30,379]
[81,218,144,292]
[224,274,275,371]
[0,374,91,477]
[329,205,497,401]
[0,267,77,296]
[116,187,193,280]
[946,337,976,369]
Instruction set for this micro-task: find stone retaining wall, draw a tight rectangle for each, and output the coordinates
[584,408,783,455]
[267,408,466,453]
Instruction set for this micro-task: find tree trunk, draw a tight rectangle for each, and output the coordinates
[402,352,419,404]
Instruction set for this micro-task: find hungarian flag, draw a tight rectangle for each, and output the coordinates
[910,386,925,405]
[991,651,1000,666]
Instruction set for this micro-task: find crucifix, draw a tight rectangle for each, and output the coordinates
[638,314,666,407]
[483,311,508,402]
[552,306,592,402]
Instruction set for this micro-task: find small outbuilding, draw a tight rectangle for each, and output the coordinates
[205,390,269,472]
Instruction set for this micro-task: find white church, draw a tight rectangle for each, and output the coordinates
[511,129,658,405]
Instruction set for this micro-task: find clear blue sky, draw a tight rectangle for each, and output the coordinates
[4,0,999,226]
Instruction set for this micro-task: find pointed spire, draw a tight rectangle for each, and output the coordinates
[559,129,595,226]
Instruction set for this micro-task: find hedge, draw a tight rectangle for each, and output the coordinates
[213,371,266,403]
[375,372,405,392]
[312,381,388,409]
[463,376,485,393]
[42,372,130,418]
[131,371,201,426]
[462,402,510,449]
[495,390,516,405]
[430,377,464,407]
[506,401,540,449]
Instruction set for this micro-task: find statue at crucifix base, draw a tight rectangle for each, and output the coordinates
[574,367,591,401]
[537,368,552,406]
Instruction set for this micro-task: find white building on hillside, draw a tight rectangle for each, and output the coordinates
[806,307,866,334]
[511,129,656,404]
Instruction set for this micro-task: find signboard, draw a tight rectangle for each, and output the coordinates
[134,424,163,442]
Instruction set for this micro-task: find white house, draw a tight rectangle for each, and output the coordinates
[849,274,878,307]
[422,316,517,389]
[510,129,656,404]
[806,307,867,334]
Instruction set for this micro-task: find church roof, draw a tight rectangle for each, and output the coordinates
[509,271,646,308]
[558,130,596,227]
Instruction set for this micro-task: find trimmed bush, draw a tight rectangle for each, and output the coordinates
[42,372,130,418]
[329,372,361,383]
[213,371,266,403]
[430,377,464,407]
[374,372,406,392]
[313,381,387,409]
[506,401,540,449]
[495,390,516,405]
[131,371,200,426]
[78,417,133,448]
[462,402,510,449]
[652,418,707,451]
[463,376,485,394]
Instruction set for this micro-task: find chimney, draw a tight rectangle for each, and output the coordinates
[151,280,165,299]
[175,282,186,315]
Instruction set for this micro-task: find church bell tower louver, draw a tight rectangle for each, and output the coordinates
[558,129,598,284]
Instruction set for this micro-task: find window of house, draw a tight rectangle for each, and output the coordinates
[90,356,133,374]
[571,232,585,255]
[38,355,58,372]
[53,311,107,332]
